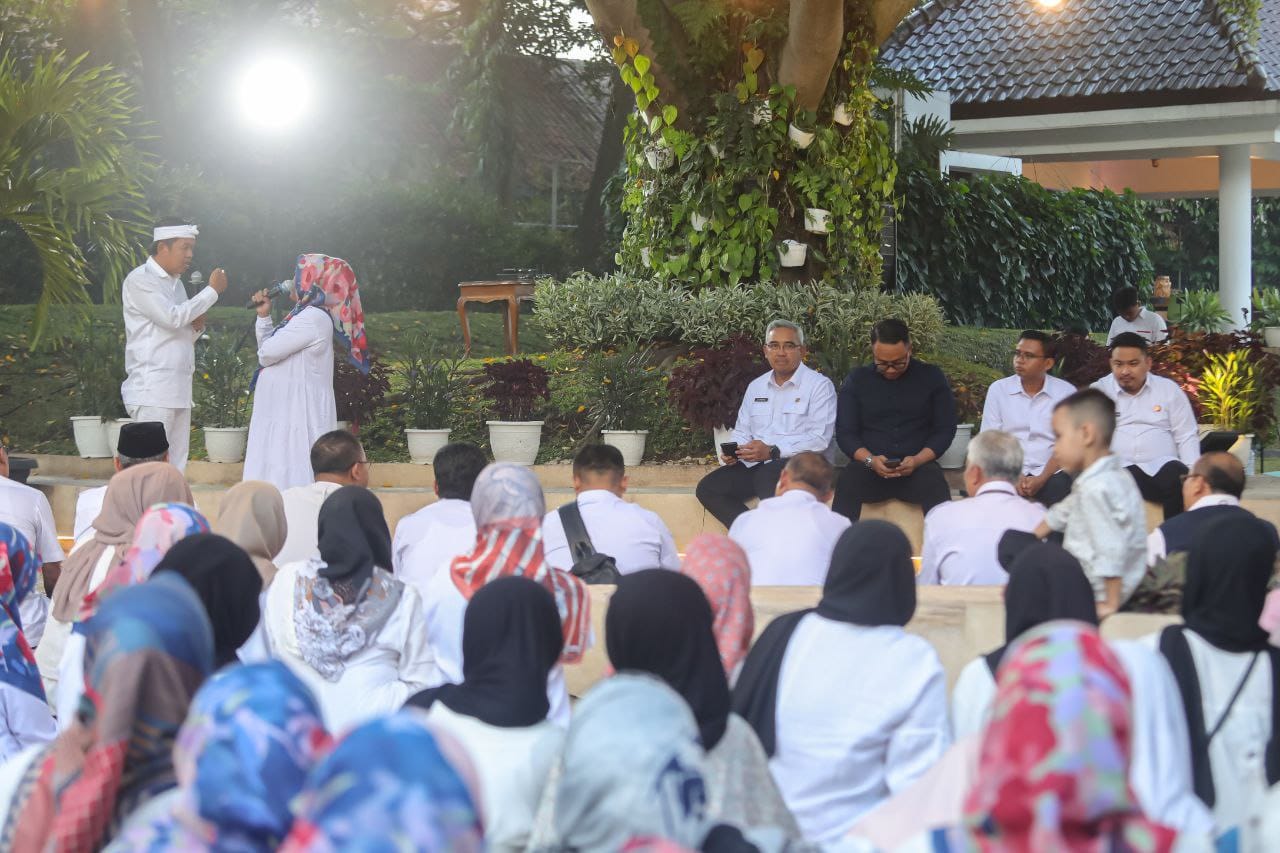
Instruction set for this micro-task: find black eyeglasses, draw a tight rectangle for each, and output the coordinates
[874,358,909,372]
[1179,472,1203,484]
[765,342,801,351]
[1012,350,1046,361]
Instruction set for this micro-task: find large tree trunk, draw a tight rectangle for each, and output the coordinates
[777,0,844,112]
[125,0,179,159]
[577,76,632,268]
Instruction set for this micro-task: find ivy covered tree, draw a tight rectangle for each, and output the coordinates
[582,0,917,287]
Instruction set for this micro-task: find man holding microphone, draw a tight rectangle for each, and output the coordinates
[121,218,227,471]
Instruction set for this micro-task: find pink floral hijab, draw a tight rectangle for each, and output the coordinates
[278,253,369,373]
[681,534,754,679]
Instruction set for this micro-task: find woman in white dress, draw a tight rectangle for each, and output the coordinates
[243,253,370,492]
[256,486,434,733]
[732,520,951,845]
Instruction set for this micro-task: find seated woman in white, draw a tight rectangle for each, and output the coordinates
[420,463,591,727]
[1155,513,1279,839]
[256,486,433,733]
[407,576,565,852]
[0,526,55,761]
[731,520,951,845]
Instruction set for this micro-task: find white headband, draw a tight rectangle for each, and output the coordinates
[152,224,199,241]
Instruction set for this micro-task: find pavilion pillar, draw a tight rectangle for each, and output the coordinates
[1218,144,1253,330]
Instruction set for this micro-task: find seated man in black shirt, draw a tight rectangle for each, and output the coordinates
[832,319,957,521]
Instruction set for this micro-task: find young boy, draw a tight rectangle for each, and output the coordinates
[1033,388,1147,616]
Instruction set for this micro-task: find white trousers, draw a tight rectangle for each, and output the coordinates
[125,404,191,471]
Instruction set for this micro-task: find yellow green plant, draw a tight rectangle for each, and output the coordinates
[1199,350,1261,432]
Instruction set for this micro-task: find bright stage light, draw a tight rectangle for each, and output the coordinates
[1036,0,1064,7]
[235,55,313,133]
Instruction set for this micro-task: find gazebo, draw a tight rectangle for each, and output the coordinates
[881,0,1280,327]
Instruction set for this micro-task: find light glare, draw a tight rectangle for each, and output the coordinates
[235,56,313,133]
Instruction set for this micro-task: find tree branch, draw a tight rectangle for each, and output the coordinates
[777,0,844,112]
[584,0,689,118]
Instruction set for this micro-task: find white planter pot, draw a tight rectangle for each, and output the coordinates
[203,427,248,464]
[602,430,649,467]
[1230,433,1256,472]
[787,123,815,148]
[751,102,772,126]
[644,145,674,170]
[804,208,831,234]
[335,420,351,432]
[690,212,708,232]
[70,416,111,458]
[487,421,544,466]
[1265,327,1280,348]
[105,418,133,457]
[833,103,854,126]
[778,240,808,268]
[713,425,735,466]
[938,423,974,469]
[406,428,451,465]
[641,247,653,268]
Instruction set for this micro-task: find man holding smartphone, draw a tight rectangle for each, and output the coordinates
[832,319,957,521]
[694,319,837,529]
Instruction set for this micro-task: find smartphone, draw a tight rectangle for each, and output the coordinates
[884,458,902,469]
[720,442,739,458]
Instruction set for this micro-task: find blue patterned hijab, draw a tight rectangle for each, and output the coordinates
[0,523,44,703]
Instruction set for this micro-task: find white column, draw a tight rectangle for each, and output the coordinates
[1219,144,1253,330]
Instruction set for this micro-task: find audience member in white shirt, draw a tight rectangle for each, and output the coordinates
[393,442,486,600]
[541,444,679,575]
[979,331,1076,507]
[919,430,1045,586]
[274,430,370,567]
[72,421,170,541]
[1108,285,1168,344]
[1146,452,1276,566]
[0,442,61,647]
[696,319,837,529]
[728,452,848,586]
[1092,332,1199,519]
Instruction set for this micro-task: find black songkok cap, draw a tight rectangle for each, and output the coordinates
[117,421,169,459]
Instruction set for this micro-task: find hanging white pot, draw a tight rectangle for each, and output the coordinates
[487,420,544,466]
[690,212,708,232]
[712,425,735,466]
[804,208,831,234]
[203,427,249,464]
[105,418,133,457]
[833,103,854,126]
[641,247,653,268]
[938,424,974,469]
[778,240,808,268]
[644,144,674,171]
[787,123,815,148]
[70,416,111,459]
[751,102,773,126]
[602,430,649,467]
[405,428,451,465]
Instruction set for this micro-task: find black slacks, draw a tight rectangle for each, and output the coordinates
[1034,470,1074,508]
[1128,460,1187,520]
[831,460,952,522]
[696,459,785,529]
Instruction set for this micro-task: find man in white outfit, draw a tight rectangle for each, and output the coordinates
[120,219,227,471]
[393,442,487,599]
[0,441,60,646]
[275,430,371,566]
[71,421,169,542]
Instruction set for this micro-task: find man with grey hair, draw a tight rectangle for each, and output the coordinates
[695,319,837,529]
[917,429,1046,585]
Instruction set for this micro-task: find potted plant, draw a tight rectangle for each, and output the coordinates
[938,424,975,469]
[791,157,831,235]
[585,345,657,466]
[1169,289,1231,333]
[483,359,550,465]
[668,334,768,462]
[66,327,124,458]
[195,334,253,463]
[334,352,392,434]
[778,239,808,267]
[1199,350,1261,470]
[1251,287,1280,348]
[401,347,459,464]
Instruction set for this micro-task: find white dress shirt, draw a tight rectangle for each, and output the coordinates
[0,687,55,764]
[541,490,679,575]
[979,374,1076,476]
[392,498,477,601]
[274,481,343,567]
[731,363,837,468]
[918,481,1045,586]
[1146,494,1241,565]
[72,485,107,541]
[0,477,60,647]
[769,615,950,843]
[1045,455,1148,603]
[727,489,850,586]
[1108,308,1168,344]
[1092,373,1200,476]
[120,257,219,409]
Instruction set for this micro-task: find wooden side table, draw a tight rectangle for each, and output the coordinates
[457,280,536,356]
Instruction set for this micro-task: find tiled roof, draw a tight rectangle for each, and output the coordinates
[880,0,1279,118]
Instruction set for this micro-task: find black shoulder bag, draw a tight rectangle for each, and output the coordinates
[557,500,622,584]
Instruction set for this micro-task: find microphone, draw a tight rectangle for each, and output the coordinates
[246,279,293,310]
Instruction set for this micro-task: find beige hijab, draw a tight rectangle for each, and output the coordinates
[51,462,193,622]
[213,480,287,586]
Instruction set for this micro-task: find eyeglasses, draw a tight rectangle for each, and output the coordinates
[874,358,910,372]
[765,341,801,351]
[1178,472,1203,484]
[1012,350,1047,361]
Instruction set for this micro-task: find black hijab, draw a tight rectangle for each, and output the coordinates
[1159,513,1280,806]
[605,569,732,750]
[984,542,1098,675]
[733,521,916,756]
[153,533,263,667]
[406,576,562,727]
[316,486,392,585]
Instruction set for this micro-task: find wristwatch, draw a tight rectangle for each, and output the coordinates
[863,455,875,469]
[769,445,781,462]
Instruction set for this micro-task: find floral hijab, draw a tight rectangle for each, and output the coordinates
[116,661,331,851]
[681,534,754,679]
[0,524,45,704]
[933,621,1179,853]
[276,253,369,374]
